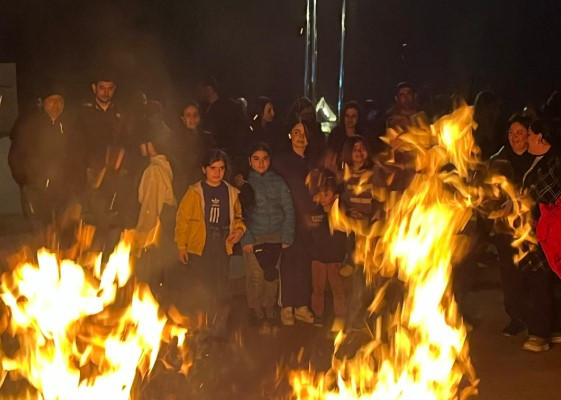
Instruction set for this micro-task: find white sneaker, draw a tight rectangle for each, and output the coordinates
[294,306,314,324]
[280,307,295,326]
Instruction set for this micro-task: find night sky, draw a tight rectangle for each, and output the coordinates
[2,0,561,116]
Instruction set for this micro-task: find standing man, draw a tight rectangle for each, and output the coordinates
[77,73,134,251]
[197,75,248,168]
[386,82,420,131]
[9,86,82,238]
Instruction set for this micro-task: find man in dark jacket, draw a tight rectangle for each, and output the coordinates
[9,87,82,233]
[197,75,248,167]
[76,73,135,250]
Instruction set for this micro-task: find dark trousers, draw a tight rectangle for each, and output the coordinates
[525,269,560,338]
[279,230,311,308]
[186,227,231,338]
[495,233,525,324]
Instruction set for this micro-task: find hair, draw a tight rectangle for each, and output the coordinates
[288,119,312,141]
[181,101,200,115]
[200,74,219,92]
[529,118,561,148]
[92,70,117,85]
[318,169,338,193]
[395,81,416,95]
[340,135,373,169]
[202,148,230,169]
[341,100,361,121]
[251,96,273,121]
[247,141,272,158]
[286,97,315,124]
[147,131,172,158]
[508,114,531,131]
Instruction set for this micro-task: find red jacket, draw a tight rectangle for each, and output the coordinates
[537,196,561,278]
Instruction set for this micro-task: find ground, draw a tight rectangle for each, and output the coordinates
[0,216,560,400]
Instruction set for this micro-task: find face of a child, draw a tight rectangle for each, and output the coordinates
[290,122,308,151]
[249,150,270,174]
[318,189,336,208]
[203,160,226,186]
[351,140,368,167]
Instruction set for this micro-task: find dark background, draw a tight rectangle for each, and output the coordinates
[1,0,561,116]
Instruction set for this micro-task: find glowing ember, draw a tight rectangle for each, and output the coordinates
[0,233,189,400]
[291,105,485,399]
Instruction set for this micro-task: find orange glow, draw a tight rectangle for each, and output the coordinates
[0,233,189,399]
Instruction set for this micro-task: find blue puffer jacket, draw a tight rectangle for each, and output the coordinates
[241,169,295,246]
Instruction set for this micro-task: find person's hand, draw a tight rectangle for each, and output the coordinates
[178,248,189,264]
[233,174,246,188]
[282,243,290,249]
[227,229,243,245]
[243,244,254,253]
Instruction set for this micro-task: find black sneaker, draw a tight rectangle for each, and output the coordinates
[313,315,323,327]
[502,320,524,337]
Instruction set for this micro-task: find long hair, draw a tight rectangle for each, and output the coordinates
[340,135,374,169]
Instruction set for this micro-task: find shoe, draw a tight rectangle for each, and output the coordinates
[522,335,550,352]
[294,306,314,324]
[265,305,277,320]
[502,320,524,337]
[550,332,561,344]
[280,307,295,326]
[313,314,323,327]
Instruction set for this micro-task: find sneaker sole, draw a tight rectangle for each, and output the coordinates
[522,344,550,352]
[294,315,314,324]
[281,318,295,326]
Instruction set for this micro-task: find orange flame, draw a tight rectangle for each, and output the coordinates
[0,233,189,399]
[291,105,486,399]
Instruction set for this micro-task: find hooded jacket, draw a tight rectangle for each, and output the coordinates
[240,169,295,246]
[175,180,246,255]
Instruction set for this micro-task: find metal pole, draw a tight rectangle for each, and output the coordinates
[310,0,318,103]
[304,0,311,97]
[337,0,347,117]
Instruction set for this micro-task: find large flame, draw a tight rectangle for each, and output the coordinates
[290,105,504,399]
[0,233,189,399]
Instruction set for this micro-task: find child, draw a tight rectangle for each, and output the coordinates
[175,149,246,338]
[134,131,176,297]
[310,171,347,327]
[339,135,382,345]
[241,142,295,323]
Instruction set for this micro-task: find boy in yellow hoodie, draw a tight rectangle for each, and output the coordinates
[175,149,245,339]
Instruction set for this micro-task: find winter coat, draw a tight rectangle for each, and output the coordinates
[8,112,83,191]
[273,150,316,233]
[175,180,246,255]
[240,169,295,246]
[520,150,561,272]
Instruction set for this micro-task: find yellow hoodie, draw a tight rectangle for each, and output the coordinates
[175,180,245,256]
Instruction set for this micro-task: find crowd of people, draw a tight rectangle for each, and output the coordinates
[7,73,561,355]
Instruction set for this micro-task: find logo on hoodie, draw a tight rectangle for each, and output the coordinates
[209,198,220,224]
